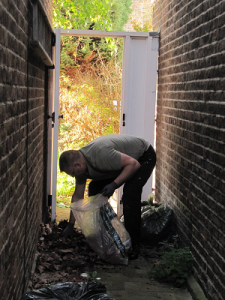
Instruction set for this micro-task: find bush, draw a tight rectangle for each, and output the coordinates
[149,247,193,287]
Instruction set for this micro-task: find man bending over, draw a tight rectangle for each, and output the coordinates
[59,134,156,260]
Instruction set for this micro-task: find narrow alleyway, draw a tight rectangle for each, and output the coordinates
[27,221,197,300]
[96,253,193,300]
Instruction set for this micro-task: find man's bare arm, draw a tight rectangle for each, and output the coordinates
[114,153,140,187]
[63,182,86,239]
[68,182,86,224]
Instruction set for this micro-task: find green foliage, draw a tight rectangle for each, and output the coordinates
[57,154,75,203]
[58,49,122,152]
[60,36,123,73]
[130,0,153,32]
[54,0,126,203]
[56,49,122,201]
[110,0,132,31]
[53,0,111,30]
[149,247,193,287]
[53,0,131,31]
[53,0,130,73]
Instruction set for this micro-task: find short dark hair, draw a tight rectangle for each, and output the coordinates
[59,150,81,172]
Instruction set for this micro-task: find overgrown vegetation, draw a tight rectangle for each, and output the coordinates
[53,0,154,205]
[58,46,122,152]
[130,0,153,32]
[56,41,123,205]
[53,0,131,75]
[53,0,132,31]
[149,246,193,287]
[53,1,129,204]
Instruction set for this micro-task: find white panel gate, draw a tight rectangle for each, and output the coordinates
[120,34,158,203]
[50,29,159,220]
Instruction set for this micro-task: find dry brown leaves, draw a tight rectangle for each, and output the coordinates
[30,220,115,290]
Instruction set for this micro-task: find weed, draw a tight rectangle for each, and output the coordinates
[149,247,193,287]
[80,271,101,281]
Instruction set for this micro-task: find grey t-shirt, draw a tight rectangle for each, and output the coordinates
[79,134,150,181]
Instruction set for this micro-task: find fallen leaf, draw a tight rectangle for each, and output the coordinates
[34,284,42,289]
[37,265,44,273]
[59,249,74,254]
[41,262,51,269]
[45,224,52,234]
[102,265,115,269]
[53,264,61,271]
[40,279,48,284]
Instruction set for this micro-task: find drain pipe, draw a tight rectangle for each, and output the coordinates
[23,0,32,295]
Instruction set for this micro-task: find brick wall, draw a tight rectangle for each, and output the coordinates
[0,0,52,299]
[152,0,225,299]
[40,0,52,24]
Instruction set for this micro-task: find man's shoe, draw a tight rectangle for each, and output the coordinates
[128,245,140,260]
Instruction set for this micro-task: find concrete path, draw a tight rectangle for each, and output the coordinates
[96,255,193,300]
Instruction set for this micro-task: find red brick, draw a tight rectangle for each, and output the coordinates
[0,1,52,299]
[153,0,225,299]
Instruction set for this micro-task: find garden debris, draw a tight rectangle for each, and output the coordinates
[120,202,174,247]
[148,247,193,287]
[141,202,174,246]
[29,220,115,291]
[71,194,131,265]
[22,281,115,300]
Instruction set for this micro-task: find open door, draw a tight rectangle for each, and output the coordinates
[50,29,159,221]
[117,33,159,212]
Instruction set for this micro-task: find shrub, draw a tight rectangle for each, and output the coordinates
[149,247,193,287]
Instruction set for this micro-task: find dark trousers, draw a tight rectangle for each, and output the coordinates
[88,145,156,247]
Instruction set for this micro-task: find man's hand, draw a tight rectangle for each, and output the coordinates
[102,181,118,197]
[63,223,74,239]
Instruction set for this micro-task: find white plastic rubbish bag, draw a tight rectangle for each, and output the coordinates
[70,194,131,265]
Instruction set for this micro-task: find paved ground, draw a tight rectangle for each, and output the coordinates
[96,254,193,300]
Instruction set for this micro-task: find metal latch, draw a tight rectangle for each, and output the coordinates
[48,195,52,207]
[123,113,125,126]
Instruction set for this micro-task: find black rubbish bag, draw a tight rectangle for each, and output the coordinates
[20,281,115,300]
[140,204,174,246]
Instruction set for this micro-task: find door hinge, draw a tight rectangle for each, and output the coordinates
[48,112,55,128]
[48,112,63,128]
[52,32,56,47]
[48,64,55,69]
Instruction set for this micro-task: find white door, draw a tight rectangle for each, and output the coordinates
[50,29,159,220]
[120,34,158,203]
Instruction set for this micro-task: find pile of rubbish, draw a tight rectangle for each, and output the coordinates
[29,220,116,291]
[140,201,174,246]
[21,281,115,300]
[28,194,174,298]
[70,194,131,266]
